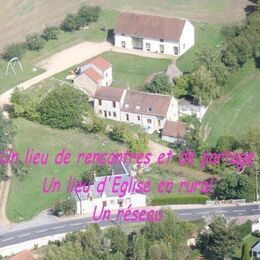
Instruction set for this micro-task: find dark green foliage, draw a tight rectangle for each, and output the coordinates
[214,174,255,201]
[236,220,252,238]
[197,215,240,260]
[81,165,110,183]
[42,26,60,41]
[241,243,251,260]
[148,241,172,260]
[109,124,127,143]
[77,5,102,27]
[151,195,209,205]
[37,86,89,129]
[2,43,26,61]
[51,197,76,216]
[215,136,240,152]
[25,33,45,51]
[104,227,128,254]
[173,74,191,97]
[82,115,106,133]
[61,14,81,31]
[132,234,146,260]
[144,73,174,94]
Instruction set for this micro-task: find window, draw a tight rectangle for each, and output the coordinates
[174,46,179,55]
[126,114,129,121]
[137,115,140,121]
[148,107,152,112]
[147,119,152,124]
[106,72,108,77]
[160,45,164,53]
[158,120,161,127]
[110,200,115,205]
[99,110,102,114]
[113,112,116,117]
[136,105,140,110]
[146,43,150,51]
[183,43,186,49]
[112,101,116,108]
[98,99,102,106]
[108,111,111,116]
[160,39,164,42]
[125,104,129,108]
[121,41,126,48]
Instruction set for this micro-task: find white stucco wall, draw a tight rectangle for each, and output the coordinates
[179,20,195,56]
[94,99,121,121]
[101,67,113,86]
[166,97,179,122]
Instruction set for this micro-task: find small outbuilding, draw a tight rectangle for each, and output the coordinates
[161,120,186,143]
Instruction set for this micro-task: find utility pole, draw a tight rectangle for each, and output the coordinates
[256,156,259,202]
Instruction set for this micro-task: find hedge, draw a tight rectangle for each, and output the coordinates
[151,195,209,205]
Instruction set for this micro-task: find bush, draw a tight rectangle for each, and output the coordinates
[61,14,81,31]
[236,220,252,238]
[109,124,128,143]
[51,198,76,216]
[2,43,26,61]
[26,33,45,51]
[37,86,89,129]
[77,5,101,27]
[151,195,209,205]
[82,116,106,133]
[42,26,60,41]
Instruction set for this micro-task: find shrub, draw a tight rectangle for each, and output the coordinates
[109,124,128,143]
[236,220,252,238]
[51,198,76,216]
[37,86,89,129]
[82,116,106,133]
[151,195,209,205]
[26,33,45,51]
[2,43,26,61]
[42,26,60,41]
[61,14,81,31]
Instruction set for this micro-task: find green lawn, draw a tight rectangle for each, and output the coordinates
[202,62,260,146]
[0,9,118,94]
[7,118,125,222]
[177,22,224,72]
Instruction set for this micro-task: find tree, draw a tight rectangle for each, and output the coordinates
[76,5,101,27]
[132,234,146,260]
[81,165,110,183]
[2,43,26,61]
[42,26,60,41]
[190,65,218,105]
[241,243,251,260]
[144,73,174,94]
[82,115,106,133]
[127,131,148,153]
[197,215,240,260]
[51,198,76,216]
[37,86,89,129]
[25,33,45,51]
[148,241,172,260]
[61,14,81,31]
[104,227,128,255]
[173,74,191,97]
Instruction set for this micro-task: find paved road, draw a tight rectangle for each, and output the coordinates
[0,204,259,248]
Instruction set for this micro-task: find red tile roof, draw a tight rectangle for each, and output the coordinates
[162,121,186,138]
[115,12,186,42]
[94,87,125,102]
[121,90,172,117]
[9,250,35,260]
[85,67,103,84]
[89,56,111,71]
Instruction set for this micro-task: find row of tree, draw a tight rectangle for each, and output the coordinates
[2,5,101,61]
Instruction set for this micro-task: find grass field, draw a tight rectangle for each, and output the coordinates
[177,23,224,72]
[7,118,125,222]
[0,0,250,50]
[202,61,260,146]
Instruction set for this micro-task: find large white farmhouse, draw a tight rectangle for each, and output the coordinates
[114,12,195,56]
[71,161,146,215]
[94,86,179,133]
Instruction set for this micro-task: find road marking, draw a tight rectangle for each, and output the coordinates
[178,213,192,216]
[35,229,48,234]
[70,223,83,227]
[251,208,260,211]
[52,225,65,230]
[197,212,210,214]
[214,210,227,213]
[19,233,31,238]
[1,237,14,242]
[233,210,246,212]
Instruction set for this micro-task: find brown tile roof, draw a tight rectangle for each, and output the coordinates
[115,12,186,42]
[9,250,35,260]
[89,56,111,71]
[162,121,186,138]
[121,90,172,117]
[85,67,103,84]
[94,87,125,102]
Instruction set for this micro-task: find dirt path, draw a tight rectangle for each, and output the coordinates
[0,41,113,108]
[148,140,170,164]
